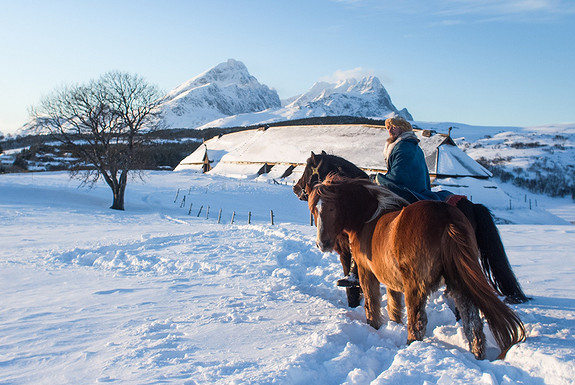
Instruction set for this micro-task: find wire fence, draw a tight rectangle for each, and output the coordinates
[172,187,281,226]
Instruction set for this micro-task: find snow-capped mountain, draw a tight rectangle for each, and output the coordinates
[159,59,281,129]
[160,59,411,130]
[285,76,412,120]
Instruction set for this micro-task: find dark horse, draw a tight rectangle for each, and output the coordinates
[309,175,525,360]
[293,151,529,307]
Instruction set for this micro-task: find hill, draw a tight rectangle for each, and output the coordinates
[416,122,575,199]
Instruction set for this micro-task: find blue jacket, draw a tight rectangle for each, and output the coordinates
[375,134,444,203]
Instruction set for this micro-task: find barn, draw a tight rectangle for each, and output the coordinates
[174,124,509,205]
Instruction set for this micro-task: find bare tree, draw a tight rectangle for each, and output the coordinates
[32,71,164,210]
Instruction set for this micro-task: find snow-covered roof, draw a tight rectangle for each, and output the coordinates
[175,124,492,180]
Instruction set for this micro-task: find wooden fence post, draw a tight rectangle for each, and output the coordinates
[217,208,222,224]
[188,202,193,215]
[270,210,274,225]
[197,205,203,217]
[174,188,180,203]
[248,211,251,224]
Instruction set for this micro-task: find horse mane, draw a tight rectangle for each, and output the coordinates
[310,174,409,221]
[364,181,410,221]
[312,153,369,179]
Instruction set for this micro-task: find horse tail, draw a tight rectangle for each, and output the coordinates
[441,213,525,359]
[457,199,530,304]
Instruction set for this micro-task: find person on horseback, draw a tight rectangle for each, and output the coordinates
[337,117,450,287]
[309,117,528,303]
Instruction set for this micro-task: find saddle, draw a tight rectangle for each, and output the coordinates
[445,194,466,207]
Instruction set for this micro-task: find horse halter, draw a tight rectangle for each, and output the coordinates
[309,164,321,184]
[300,161,323,200]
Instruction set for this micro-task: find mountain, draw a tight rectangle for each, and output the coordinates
[159,59,281,129]
[160,59,411,130]
[284,76,412,120]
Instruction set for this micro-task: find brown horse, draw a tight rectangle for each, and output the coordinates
[294,151,530,308]
[309,175,525,360]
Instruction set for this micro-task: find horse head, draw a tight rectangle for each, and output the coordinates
[294,151,371,201]
[308,176,346,252]
[309,175,373,251]
[293,151,328,201]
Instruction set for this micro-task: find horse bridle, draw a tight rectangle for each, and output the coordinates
[309,164,322,185]
[299,161,323,201]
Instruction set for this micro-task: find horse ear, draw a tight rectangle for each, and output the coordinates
[321,150,327,155]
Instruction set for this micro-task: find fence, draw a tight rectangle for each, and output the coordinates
[173,187,280,225]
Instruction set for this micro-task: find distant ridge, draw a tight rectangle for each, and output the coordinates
[211,115,390,130]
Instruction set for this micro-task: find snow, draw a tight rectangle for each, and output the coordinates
[176,125,385,171]
[175,124,488,179]
[1,170,575,384]
[435,144,491,178]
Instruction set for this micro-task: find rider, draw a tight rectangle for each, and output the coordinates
[375,117,448,202]
[337,117,450,287]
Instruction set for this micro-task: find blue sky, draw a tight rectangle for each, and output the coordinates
[1,0,574,134]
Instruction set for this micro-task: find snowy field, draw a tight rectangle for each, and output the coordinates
[1,171,575,385]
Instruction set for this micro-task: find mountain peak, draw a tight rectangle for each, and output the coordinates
[160,59,281,129]
[165,59,254,100]
[198,59,252,86]
[284,74,406,119]
[332,75,383,94]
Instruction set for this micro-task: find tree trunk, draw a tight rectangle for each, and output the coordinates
[110,186,125,210]
[109,170,128,210]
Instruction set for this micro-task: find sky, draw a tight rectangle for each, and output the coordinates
[1,0,574,134]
